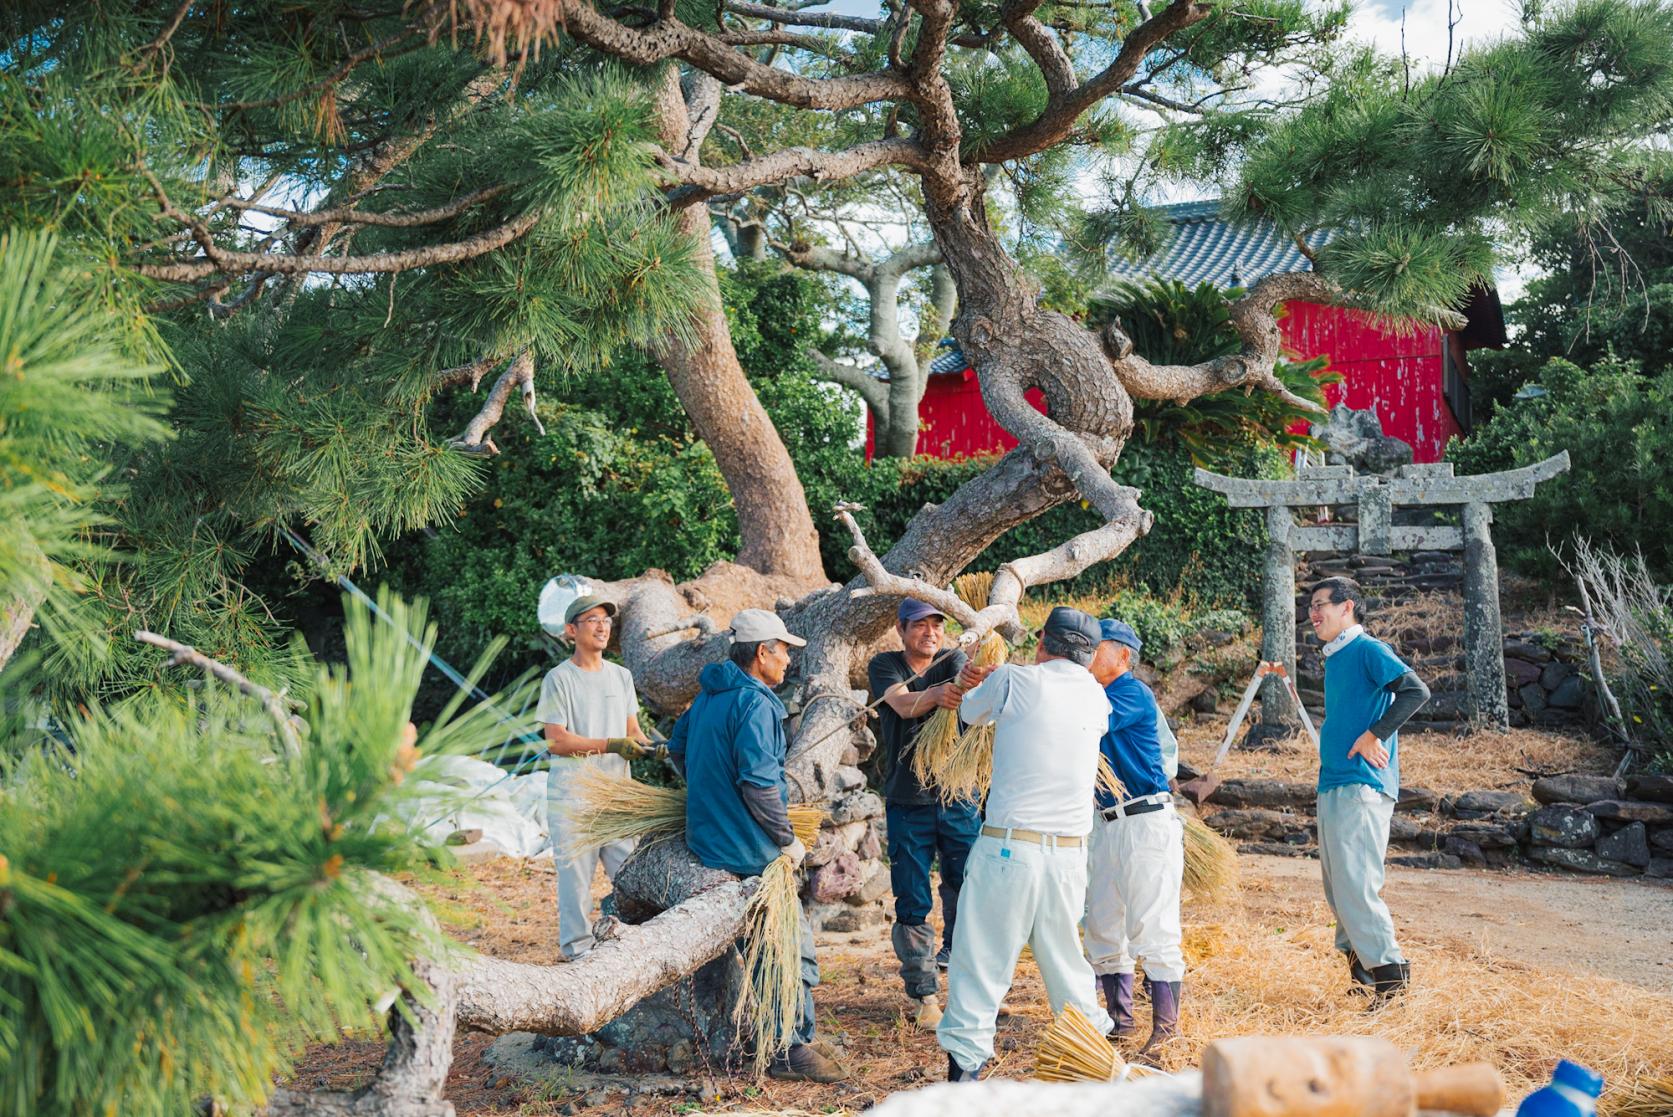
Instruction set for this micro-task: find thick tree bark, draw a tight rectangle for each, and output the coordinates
[650,70,827,586]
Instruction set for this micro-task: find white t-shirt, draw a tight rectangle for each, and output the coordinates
[537,658,638,797]
[959,659,1111,836]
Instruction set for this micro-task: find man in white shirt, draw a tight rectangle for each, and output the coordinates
[538,595,654,960]
[936,606,1116,1082]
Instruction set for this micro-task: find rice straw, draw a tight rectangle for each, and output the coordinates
[1097,754,1127,803]
[735,852,805,1074]
[562,768,825,858]
[1035,1003,1156,1083]
[1181,814,1240,902]
[1604,1075,1673,1117]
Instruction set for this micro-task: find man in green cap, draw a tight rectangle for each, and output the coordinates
[539,594,655,960]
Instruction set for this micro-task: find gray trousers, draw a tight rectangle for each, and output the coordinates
[1317,784,1405,968]
[548,792,634,960]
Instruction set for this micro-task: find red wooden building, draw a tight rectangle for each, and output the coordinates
[866,200,1505,462]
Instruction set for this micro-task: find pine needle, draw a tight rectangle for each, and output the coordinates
[735,854,805,1074]
[1035,1003,1156,1083]
[1182,814,1240,902]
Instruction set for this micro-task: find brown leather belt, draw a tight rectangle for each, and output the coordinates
[980,824,1084,848]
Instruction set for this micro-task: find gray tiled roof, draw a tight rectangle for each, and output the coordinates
[928,200,1333,376]
[1105,199,1332,289]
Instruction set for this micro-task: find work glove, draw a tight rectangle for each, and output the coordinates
[604,737,651,759]
[782,837,809,868]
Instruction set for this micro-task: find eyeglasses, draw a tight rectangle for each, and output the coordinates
[1306,602,1336,615]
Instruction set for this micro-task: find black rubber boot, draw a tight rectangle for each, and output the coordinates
[1370,961,1411,1007]
[1347,950,1375,993]
[947,1052,986,1082]
[1099,973,1136,1037]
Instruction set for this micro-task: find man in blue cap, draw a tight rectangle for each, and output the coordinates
[1085,618,1185,1060]
[938,606,1115,1082]
[668,608,849,1083]
[868,598,979,1030]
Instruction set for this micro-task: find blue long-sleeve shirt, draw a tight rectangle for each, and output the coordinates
[1095,672,1171,810]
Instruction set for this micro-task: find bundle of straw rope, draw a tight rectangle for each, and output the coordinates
[562,768,824,1071]
[909,572,1008,805]
[561,766,821,859]
[1035,1003,1158,1083]
[1181,814,1240,902]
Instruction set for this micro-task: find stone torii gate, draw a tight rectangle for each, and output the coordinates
[1193,452,1571,731]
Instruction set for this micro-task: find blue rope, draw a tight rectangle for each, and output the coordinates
[277,526,552,831]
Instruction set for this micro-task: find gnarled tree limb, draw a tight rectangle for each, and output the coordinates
[135,630,303,757]
[449,351,542,456]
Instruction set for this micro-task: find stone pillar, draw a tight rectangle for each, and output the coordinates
[1260,505,1297,726]
[1461,501,1509,729]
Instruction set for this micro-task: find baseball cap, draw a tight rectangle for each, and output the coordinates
[1098,619,1143,653]
[1042,605,1101,649]
[898,598,947,624]
[729,608,808,648]
[563,595,618,625]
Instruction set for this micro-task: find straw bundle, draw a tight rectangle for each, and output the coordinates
[952,571,993,607]
[1181,815,1239,902]
[910,629,1007,804]
[1606,1076,1673,1117]
[736,851,804,1074]
[1035,1003,1156,1083]
[562,767,825,859]
[1097,755,1127,803]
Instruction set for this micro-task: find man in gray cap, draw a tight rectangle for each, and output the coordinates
[937,606,1116,1083]
[1085,618,1185,1059]
[539,595,655,960]
[668,608,849,1082]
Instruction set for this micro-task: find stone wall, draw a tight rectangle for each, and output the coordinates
[797,718,891,933]
[1294,552,1591,731]
[1201,773,1673,879]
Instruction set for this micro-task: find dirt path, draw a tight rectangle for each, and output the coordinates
[1240,853,1673,992]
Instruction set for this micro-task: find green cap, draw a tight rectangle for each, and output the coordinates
[563,595,618,625]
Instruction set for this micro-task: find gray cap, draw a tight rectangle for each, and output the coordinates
[729,608,807,648]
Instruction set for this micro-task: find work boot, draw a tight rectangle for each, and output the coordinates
[1346,950,1375,994]
[1099,973,1136,1037]
[946,1052,986,1083]
[1137,980,1182,1064]
[1369,961,1411,1008]
[914,994,943,1030]
[768,1043,850,1083]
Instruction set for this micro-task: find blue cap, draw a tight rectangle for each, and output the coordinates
[1552,1061,1604,1098]
[898,598,947,623]
[1099,619,1143,653]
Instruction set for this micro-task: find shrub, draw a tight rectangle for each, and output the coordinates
[1448,355,1673,582]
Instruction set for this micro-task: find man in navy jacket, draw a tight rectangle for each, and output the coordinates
[669,608,849,1083]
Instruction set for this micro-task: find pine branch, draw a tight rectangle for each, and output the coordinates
[134,630,303,757]
[128,0,196,75]
[810,351,890,418]
[134,211,539,282]
[201,26,425,115]
[221,186,505,228]
[449,351,542,455]
[662,138,926,205]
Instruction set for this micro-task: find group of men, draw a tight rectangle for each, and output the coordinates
[536,573,1427,1084]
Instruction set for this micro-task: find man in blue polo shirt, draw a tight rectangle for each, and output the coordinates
[1308,577,1430,1005]
[668,608,849,1083]
[1084,619,1185,1059]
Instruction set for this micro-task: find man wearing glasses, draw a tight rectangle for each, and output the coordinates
[1307,577,1429,1004]
[538,595,655,961]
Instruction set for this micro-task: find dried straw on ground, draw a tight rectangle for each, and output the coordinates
[1181,816,1239,902]
[1035,1003,1156,1083]
[1171,906,1673,1109]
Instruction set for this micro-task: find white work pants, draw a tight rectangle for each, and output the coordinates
[938,833,1114,1072]
[1317,784,1404,968]
[548,775,635,960]
[1084,806,1186,982]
